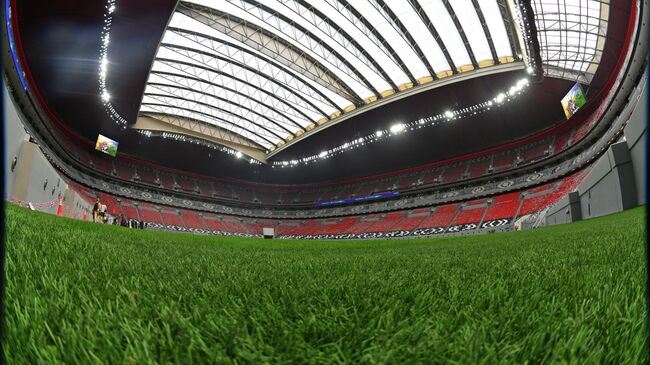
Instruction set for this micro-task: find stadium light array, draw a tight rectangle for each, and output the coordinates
[271,77,531,168]
[98,0,127,127]
[514,2,539,77]
[390,123,405,134]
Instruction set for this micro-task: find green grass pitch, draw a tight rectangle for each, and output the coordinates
[2,203,647,363]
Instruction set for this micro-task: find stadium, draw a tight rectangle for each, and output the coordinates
[2,0,648,362]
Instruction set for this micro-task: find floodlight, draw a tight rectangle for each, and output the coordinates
[518,78,529,87]
[390,124,405,134]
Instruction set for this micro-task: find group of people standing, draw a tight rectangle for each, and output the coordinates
[91,198,145,229]
[113,214,145,229]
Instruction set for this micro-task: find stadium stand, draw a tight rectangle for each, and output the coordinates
[181,210,206,229]
[484,192,522,221]
[453,202,487,225]
[119,203,140,221]
[17,95,621,212]
[553,131,573,154]
[418,204,460,229]
[442,164,467,183]
[467,158,491,179]
[367,212,404,232]
[137,206,163,224]
[520,141,550,163]
[492,150,516,172]
[161,209,184,226]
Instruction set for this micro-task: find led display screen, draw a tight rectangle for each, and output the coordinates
[561,83,587,119]
[95,134,119,157]
[315,192,400,206]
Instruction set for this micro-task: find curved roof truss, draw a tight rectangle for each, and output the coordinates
[531,0,610,84]
[138,0,525,155]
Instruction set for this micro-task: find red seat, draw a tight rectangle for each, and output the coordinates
[453,206,486,225]
[418,204,459,228]
[484,192,521,220]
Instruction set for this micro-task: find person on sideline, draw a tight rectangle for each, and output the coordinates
[92,198,100,222]
[99,203,107,223]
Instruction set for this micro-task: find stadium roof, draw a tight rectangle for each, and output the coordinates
[10,0,623,183]
[135,0,530,158]
[126,0,609,161]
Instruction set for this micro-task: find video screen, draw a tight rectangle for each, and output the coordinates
[95,134,119,157]
[561,83,587,119]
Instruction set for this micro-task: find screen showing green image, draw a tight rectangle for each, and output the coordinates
[561,83,587,120]
[95,134,119,157]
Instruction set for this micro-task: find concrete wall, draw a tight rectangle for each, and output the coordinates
[8,140,68,214]
[581,142,638,218]
[4,85,71,214]
[547,140,640,225]
[4,85,29,197]
[546,192,582,225]
[5,86,92,218]
[624,76,647,205]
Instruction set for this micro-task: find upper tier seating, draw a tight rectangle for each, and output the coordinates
[553,131,573,153]
[137,167,157,185]
[492,150,516,172]
[158,174,175,190]
[175,176,196,192]
[443,164,468,183]
[114,162,133,181]
[91,155,113,175]
[195,180,214,198]
[520,142,549,163]
[467,158,491,179]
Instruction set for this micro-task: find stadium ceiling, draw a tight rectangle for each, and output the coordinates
[531,0,609,84]
[132,0,609,162]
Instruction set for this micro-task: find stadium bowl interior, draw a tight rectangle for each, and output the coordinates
[2,0,648,362]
